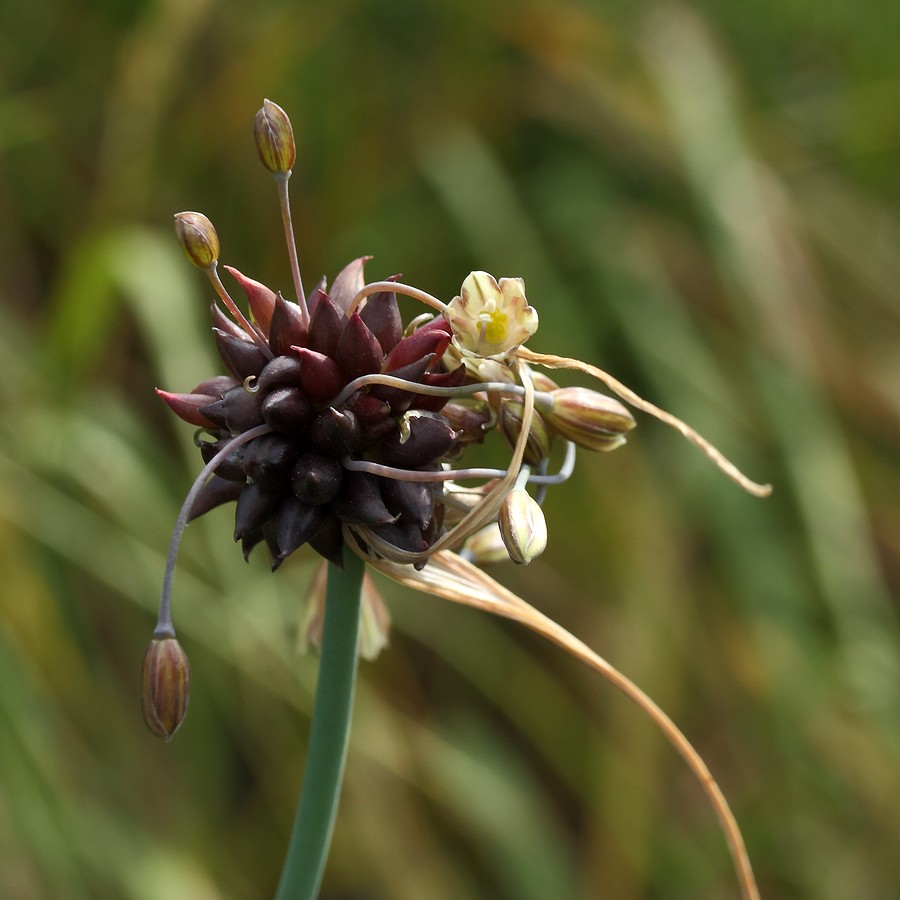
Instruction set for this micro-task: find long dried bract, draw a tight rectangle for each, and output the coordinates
[361,544,760,900]
[519,347,772,498]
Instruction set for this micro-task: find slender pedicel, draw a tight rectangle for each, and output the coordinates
[156,424,274,638]
[331,374,530,410]
[274,172,309,325]
[347,281,448,318]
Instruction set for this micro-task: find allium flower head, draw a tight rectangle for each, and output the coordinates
[147,98,771,900]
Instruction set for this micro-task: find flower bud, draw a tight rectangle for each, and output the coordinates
[499,399,552,465]
[498,487,547,564]
[141,637,190,741]
[254,99,296,173]
[174,211,220,269]
[544,387,635,452]
[462,522,510,565]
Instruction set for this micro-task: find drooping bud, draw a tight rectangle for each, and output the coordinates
[498,487,547,564]
[462,522,510,565]
[174,212,220,269]
[141,637,190,741]
[499,399,553,466]
[254,99,296,173]
[543,387,636,452]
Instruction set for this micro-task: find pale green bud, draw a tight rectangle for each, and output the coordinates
[544,386,635,452]
[498,487,547,564]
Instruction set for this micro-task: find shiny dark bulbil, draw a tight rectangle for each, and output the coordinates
[159,270,463,569]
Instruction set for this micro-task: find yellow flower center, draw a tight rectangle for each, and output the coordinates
[480,307,509,346]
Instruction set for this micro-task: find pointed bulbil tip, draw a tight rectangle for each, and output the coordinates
[174,211,220,269]
[254,99,296,174]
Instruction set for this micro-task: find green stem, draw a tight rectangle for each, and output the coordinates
[275,552,365,899]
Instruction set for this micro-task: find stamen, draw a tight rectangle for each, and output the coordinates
[520,348,773,498]
[156,424,273,638]
[243,375,260,394]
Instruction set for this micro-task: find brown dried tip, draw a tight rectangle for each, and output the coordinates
[174,211,220,269]
[141,637,190,741]
[254,99,296,173]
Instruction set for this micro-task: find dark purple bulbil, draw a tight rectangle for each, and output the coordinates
[159,271,465,569]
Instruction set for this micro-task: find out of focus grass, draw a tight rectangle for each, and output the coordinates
[2,1,899,898]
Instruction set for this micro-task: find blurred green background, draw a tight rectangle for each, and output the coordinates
[2,0,899,897]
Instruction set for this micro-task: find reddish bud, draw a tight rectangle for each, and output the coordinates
[141,637,190,741]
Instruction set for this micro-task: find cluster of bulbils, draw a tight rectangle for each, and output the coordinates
[142,100,768,742]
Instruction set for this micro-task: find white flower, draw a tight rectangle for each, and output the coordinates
[445,271,539,359]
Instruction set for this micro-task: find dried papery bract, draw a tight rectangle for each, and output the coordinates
[361,546,761,900]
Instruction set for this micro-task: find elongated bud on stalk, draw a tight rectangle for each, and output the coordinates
[174,211,220,269]
[498,488,547,564]
[141,637,190,741]
[254,99,296,173]
[544,386,635,452]
[175,212,219,269]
